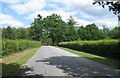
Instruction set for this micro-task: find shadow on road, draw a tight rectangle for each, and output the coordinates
[36,56,119,77]
[19,66,44,77]
[2,56,119,77]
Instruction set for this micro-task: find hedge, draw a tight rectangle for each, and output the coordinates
[58,39,119,59]
[2,39,41,56]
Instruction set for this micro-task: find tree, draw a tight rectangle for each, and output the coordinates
[77,24,104,40]
[86,23,104,40]
[43,14,66,45]
[30,14,43,41]
[2,26,16,39]
[77,26,88,40]
[93,0,120,26]
[17,28,29,39]
[64,16,78,41]
[109,26,120,39]
[101,25,111,39]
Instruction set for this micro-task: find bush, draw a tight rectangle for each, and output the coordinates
[58,39,119,59]
[2,39,41,56]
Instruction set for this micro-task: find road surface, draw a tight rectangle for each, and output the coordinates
[20,46,119,77]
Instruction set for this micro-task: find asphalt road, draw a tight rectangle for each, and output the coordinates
[20,46,119,77]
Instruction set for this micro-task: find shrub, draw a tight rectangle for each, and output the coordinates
[58,39,119,59]
[2,39,41,56]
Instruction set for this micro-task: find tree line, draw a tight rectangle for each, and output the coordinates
[2,14,120,45]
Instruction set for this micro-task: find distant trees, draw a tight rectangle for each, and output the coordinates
[77,24,104,40]
[2,26,30,40]
[2,26,16,40]
[109,26,120,39]
[2,14,119,45]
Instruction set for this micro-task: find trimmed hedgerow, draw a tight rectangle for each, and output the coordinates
[58,39,119,59]
[2,39,41,56]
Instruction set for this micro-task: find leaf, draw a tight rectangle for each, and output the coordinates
[98,2,101,5]
[102,5,105,8]
[109,6,112,11]
[93,2,96,5]
[106,2,110,5]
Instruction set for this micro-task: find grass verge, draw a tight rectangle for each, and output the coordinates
[58,47,119,69]
[2,47,39,76]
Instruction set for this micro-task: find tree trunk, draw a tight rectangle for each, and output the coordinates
[52,39,55,46]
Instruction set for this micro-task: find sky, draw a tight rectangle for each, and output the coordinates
[0,0,118,29]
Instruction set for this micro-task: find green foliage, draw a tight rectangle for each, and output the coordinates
[58,39,119,59]
[109,27,120,39]
[2,27,30,40]
[77,24,104,40]
[30,15,43,41]
[2,26,16,40]
[2,39,41,56]
[2,14,119,46]
[63,16,78,41]
[43,14,66,45]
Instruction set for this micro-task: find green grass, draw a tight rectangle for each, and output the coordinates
[2,47,39,76]
[15,48,38,65]
[58,47,119,69]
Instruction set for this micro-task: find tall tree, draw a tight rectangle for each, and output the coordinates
[30,14,43,41]
[43,14,66,45]
[65,16,78,41]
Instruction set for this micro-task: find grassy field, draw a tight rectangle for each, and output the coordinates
[2,47,39,76]
[58,47,119,69]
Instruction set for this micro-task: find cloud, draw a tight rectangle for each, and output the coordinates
[26,10,77,22]
[46,0,117,28]
[51,0,110,16]
[94,14,118,29]
[1,0,20,4]
[0,14,24,27]
[26,9,93,27]
[74,17,93,26]
[9,0,46,14]
[26,9,117,28]
[2,0,117,29]
[79,12,94,19]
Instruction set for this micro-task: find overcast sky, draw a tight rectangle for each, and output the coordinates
[0,0,118,29]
